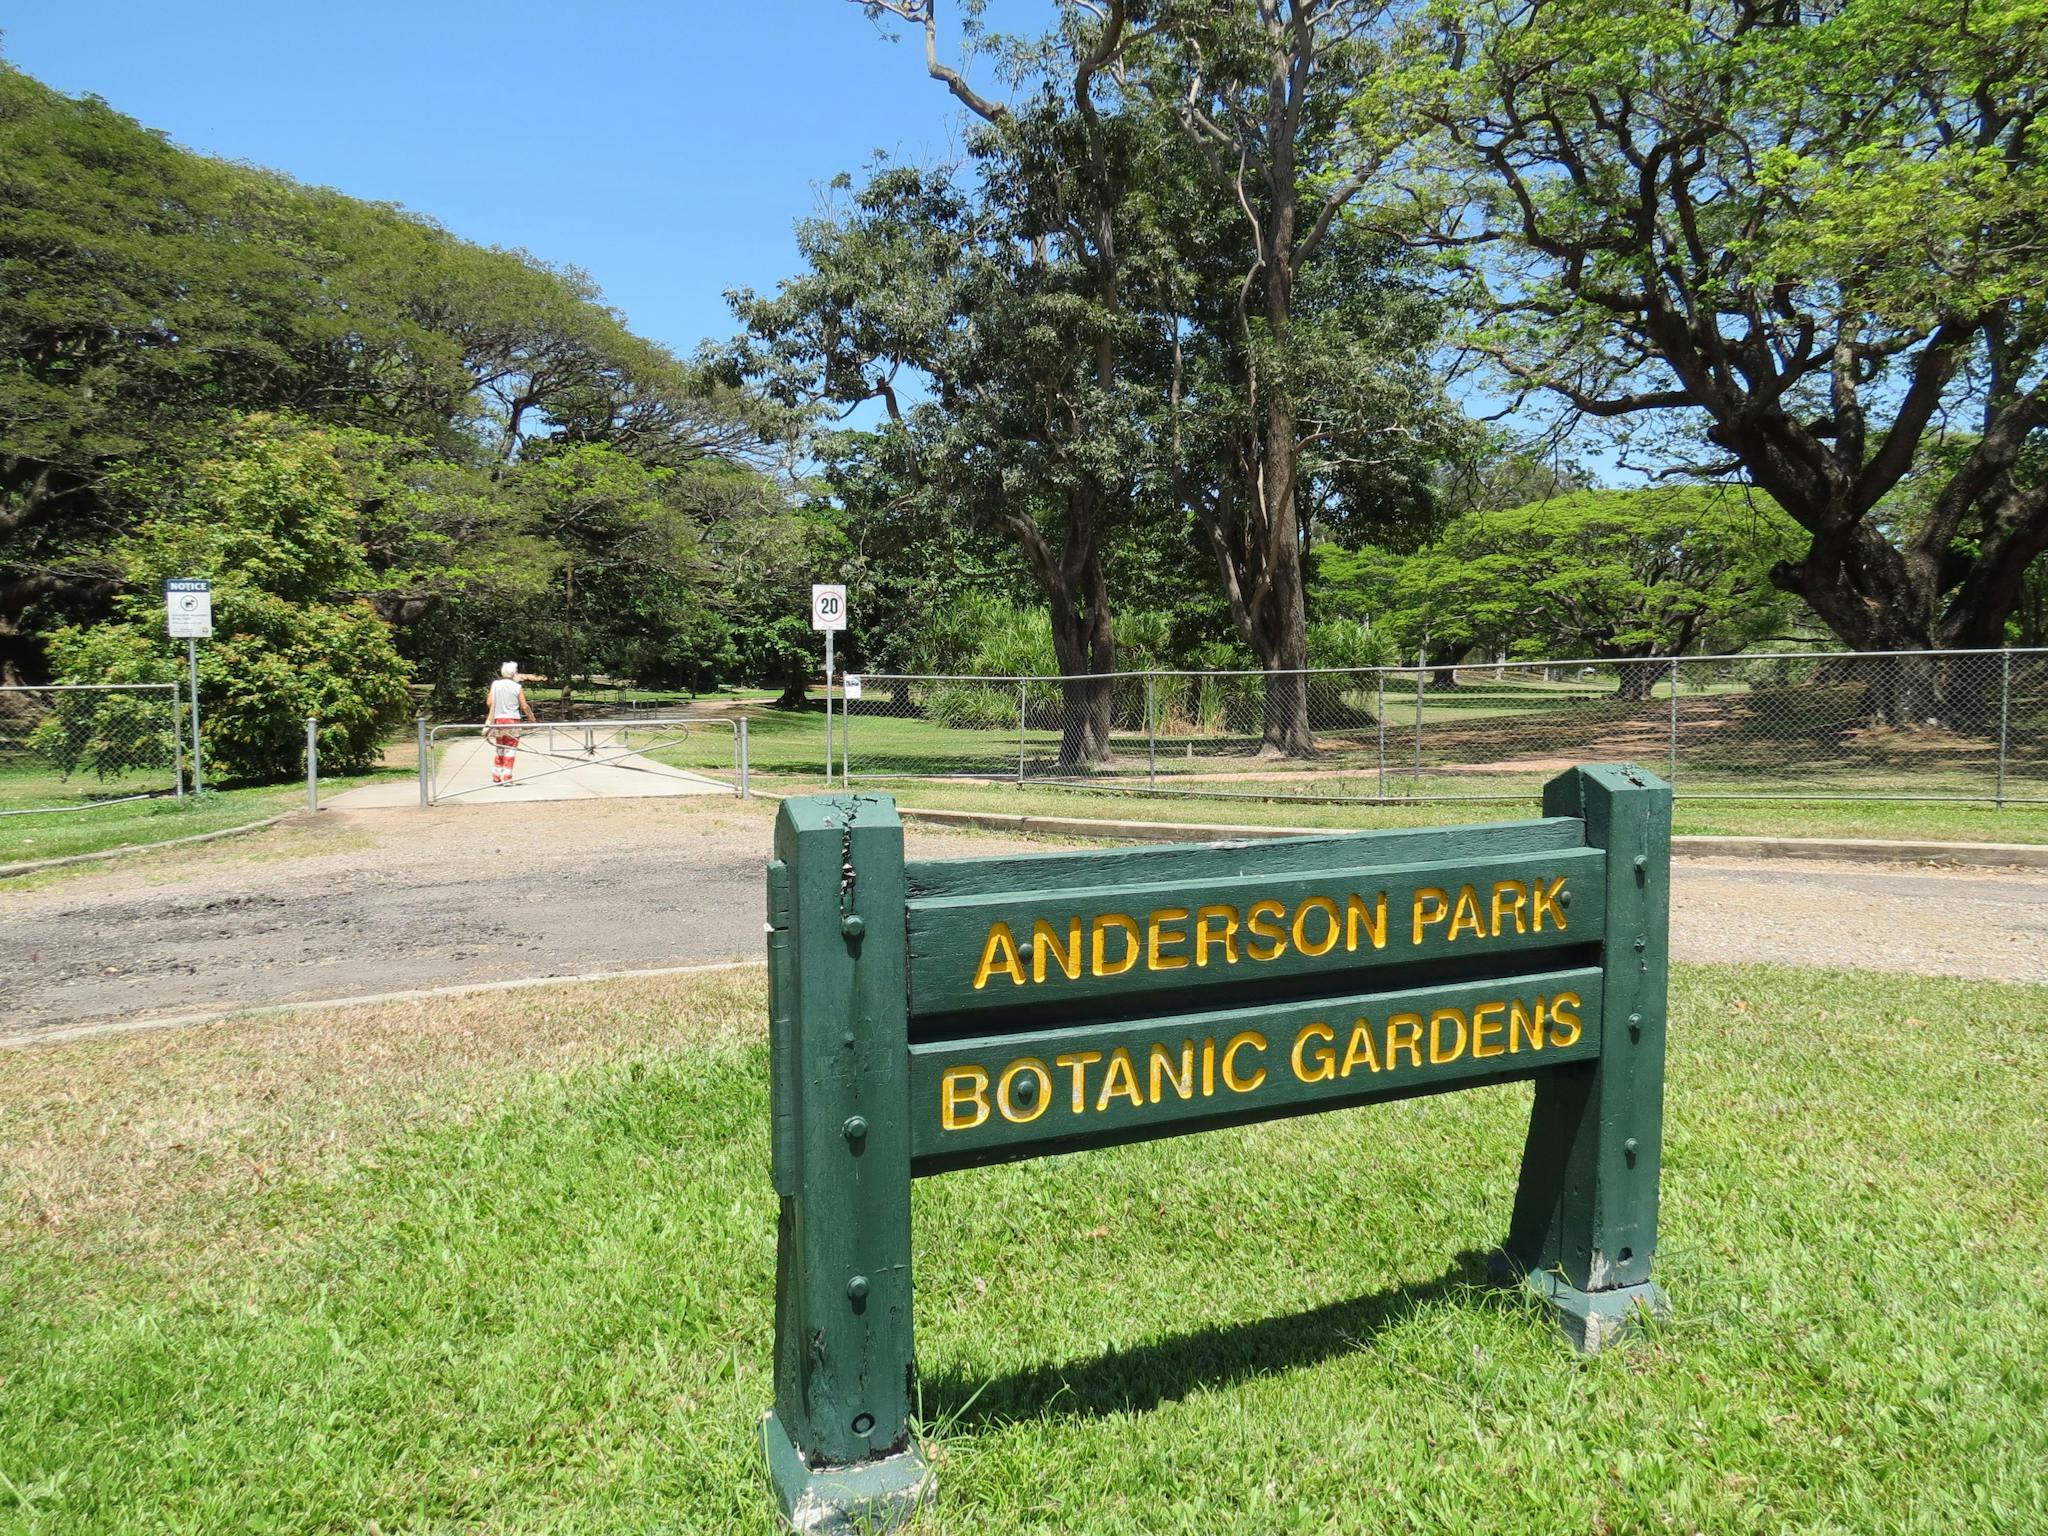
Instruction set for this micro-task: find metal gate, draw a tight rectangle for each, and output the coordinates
[417,716,749,805]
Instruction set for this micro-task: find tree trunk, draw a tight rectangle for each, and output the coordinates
[1616,660,1662,703]
[1046,531,1116,771]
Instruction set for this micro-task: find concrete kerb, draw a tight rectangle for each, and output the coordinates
[1,959,770,1051]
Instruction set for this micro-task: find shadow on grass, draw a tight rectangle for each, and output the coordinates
[918,1247,1502,1433]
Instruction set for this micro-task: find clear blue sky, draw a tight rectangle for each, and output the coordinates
[3,1,1041,361]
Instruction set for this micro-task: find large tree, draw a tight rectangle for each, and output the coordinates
[1427,0,2048,720]
[1135,0,1457,753]
[1389,486,1803,696]
[748,2,1172,766]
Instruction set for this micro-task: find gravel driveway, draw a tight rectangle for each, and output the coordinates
[4,800,2043,1041]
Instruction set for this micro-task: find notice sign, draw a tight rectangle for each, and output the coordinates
[165,578,212,639]
[759,766,1675,1532]
[810,583,847,631]
[843,674,864,700]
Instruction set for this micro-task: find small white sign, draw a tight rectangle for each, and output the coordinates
[810,583,847,632]
[843,675,864,700]
[165,578,213,639]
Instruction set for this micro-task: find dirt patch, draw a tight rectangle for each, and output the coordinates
[0,798,1053,1039]
[3,797,2043,1042]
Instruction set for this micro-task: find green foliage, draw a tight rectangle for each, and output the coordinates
[0,60,783,703]
[1422,0,2048,656]
[1383,487,1802,670]
[40,420,412,781]
[1305,617,1398,672]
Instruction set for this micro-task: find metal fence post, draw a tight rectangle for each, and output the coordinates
[1997,648,2012,811]
[172,682,186,801]
[417,714,430,808]
[1377,670,1387,801]
[1017,680,1027,786]
[1413,651,1425,783]
[738,716,751,800]
[1668,657,1681,786]
[306,716,319,812]
[1146,674,1156,791]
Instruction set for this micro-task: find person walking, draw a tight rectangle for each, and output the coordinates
[484,662,536,784]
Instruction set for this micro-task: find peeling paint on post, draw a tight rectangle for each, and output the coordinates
[760,766,1672,1531]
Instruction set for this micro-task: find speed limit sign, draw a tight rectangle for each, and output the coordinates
[810,584,847,632]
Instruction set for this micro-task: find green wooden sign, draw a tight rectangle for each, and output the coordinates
[760,765,1672,1533]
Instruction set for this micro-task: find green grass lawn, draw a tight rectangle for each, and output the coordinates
[639,702,2048,839]
[736,774,2048,846]
[0,767,411,868]
[2,964,2041,1533]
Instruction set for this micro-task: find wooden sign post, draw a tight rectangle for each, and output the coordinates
[761,764,1672,1533]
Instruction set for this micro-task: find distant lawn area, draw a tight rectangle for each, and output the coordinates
[782,777,2048,847]
[644,703,2048,845]
[2,964,2041,1533]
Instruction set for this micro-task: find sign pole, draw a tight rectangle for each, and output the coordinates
[187,635,203,794]
[811,583,848,785]
[166,579,213,794]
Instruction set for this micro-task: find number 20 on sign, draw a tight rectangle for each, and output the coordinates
[759,764,1672,1533]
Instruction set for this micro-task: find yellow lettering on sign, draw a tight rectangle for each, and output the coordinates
[1194,905,1240,967]
[1531,876,1569,932]
[1385,1012,1424,1069]
[1055,1050,1103,1112]
[1548,990,1584,1047]
[941,1065,990,1130]
[1150,1041,1196,1102]
[1202,1037,1217,1096]
[1293,897,1339,958]
[1092,914,1140,976]
[1429,1007,1469,1065]
[1097,1047,1145,1109]
[1340,1019,1381,1076]
[1291,1022,1337,1083]
[1222,1031,1268,1092]
[1245,900,1289,961]
[972,923,1025,990]
[1447,886,1485,942]
[1148,908,1191,971]
[1492,880,1529,936]
[1033,918,1082,983]
[1509,997,1547,1053]
[1412,887,1450,945]
[1471,1000,1507,1059]
[1346,893,1388,952]
[997,1058,1052,1124]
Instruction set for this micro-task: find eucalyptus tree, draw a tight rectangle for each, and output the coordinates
[745,1,1169,766]
[1113,0,1455,752]
[1424,0,2048,721]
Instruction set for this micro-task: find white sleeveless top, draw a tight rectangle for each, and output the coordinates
[489,678,524,718]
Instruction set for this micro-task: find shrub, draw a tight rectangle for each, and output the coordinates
[43,418,414,782]
[924,684,1018,731]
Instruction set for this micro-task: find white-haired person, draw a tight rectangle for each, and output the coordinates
[483,662,537,784]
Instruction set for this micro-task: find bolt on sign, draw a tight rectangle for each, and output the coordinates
[760,764,1672,1533]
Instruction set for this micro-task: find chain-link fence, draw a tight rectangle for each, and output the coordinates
[841,648,2048,806]
[0,684,186,816]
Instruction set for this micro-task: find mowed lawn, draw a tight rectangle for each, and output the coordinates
[2,966,2042,1534]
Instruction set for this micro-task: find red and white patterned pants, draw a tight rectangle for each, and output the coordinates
[490,716,521,783]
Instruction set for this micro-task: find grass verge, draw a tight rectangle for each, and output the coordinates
[0,770,408,869]
[4,965,2044,1532]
